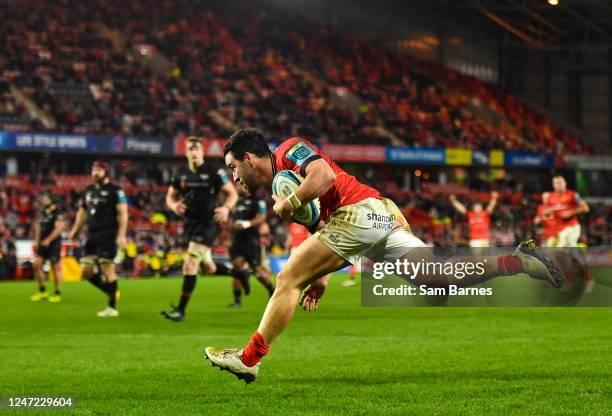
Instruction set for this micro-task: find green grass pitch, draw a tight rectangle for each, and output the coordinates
[2,274,612,415]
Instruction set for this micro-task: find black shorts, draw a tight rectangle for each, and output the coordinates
[84,229,118,260]
[229,239,262,266]
[184,221,218,246]
[37,239,61,263]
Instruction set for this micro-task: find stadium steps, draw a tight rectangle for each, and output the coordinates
[519,94,606,152]
[8,84,56,129]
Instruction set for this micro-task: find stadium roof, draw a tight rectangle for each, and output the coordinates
[415,0,612,50]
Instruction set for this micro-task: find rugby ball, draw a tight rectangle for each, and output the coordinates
[271,170,320,227]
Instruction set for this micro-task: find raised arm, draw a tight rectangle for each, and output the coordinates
[486,191,499,214]
[449,194,467,215]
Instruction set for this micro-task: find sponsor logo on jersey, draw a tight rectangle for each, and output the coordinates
[287,141,316,164]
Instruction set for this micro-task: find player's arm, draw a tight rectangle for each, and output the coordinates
[575,197,590,215]
[533,211,542,225]
[273,159,335,221]
[250,200,268,228]
[293,159,335,205]
[561,194,590,219]
[42,217,65,246]
[486,191,499,214]
[214,168,237,223]
[68,207,87,240]
[116,201,128,249]
[449,194,467,215]
[234,211,266,231]
[33,220,40,245]
[166,185,186,215]
[215,181,238,223]
[299,274,332,312]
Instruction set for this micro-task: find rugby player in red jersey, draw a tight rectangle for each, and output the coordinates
[542,176,589,248]
[449,191,498,248]
[204,128,562,383]
[542,176,592,291]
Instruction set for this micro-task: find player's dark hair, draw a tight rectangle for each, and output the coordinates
[186,135,203,146]
[224,128,270,161]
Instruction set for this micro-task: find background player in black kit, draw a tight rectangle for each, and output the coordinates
[161,136,250,322]
[30,190,65,303]
[69,161,128,318]
[228,184,275,308]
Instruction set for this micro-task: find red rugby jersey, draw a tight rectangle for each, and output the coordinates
[273,137,383,222]
[544,190,581,229]
[467,211,491,241]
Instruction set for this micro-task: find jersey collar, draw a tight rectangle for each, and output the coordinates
[270,151,277,177]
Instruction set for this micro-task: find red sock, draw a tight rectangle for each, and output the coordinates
[241,331,269,367]
[498,255,523,275]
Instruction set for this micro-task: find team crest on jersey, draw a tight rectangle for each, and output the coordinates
[287,141,316,164]
[200,174,209,180]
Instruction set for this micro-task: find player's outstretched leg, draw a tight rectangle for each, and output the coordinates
[512,240,563,287]
[204,236,346,383]
[404,239,562,289]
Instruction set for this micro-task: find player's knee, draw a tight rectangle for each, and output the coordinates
[34,257,43,268]
[183,258,198,275]
[231,258,243,269]
[276,269,303,290]
[81,266,94,279]
[200,261,215,274]
[100,265,116,280]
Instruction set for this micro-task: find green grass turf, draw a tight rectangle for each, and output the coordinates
[2,274,612,415]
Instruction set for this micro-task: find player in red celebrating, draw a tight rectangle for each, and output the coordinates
[204,128,562,383]
[542,176,592,291]
[542,176,589,248]
[449,192,499,248]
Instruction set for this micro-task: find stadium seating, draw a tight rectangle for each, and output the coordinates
[0,0,591,153]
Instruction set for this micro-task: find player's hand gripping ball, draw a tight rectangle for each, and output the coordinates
[271,170,320,227]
